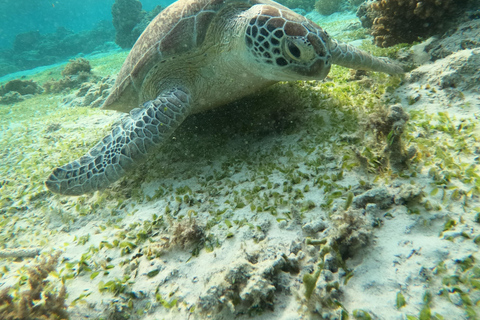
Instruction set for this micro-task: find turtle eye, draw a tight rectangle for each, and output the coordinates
[284,37,315,61]
[286,41,301,59]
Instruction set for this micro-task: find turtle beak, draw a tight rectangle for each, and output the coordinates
[309,33,332,80]
[291,33,332,80]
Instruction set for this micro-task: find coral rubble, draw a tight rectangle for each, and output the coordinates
[62,76,115,108]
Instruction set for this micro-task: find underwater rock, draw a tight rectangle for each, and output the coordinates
[426,19,480,61]
[365,0,471,47]
[352,187,393,209]
[62,76,115,108]
[405,48,480,93]
[0,60,19,77]
[198,252,298,315]
[302,219,327,234]
[393,183,424,205]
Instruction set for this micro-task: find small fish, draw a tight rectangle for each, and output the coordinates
[52,3,55,7]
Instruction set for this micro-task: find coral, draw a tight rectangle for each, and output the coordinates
[0,251,68,320]
[43,74,89,94]
[367,0,470,47]
[330,209,372,257]
[315,0,346,15]
[143,217,205,259]
[356,0,376,29]
[112,0,145,49]
[61,58,92,77]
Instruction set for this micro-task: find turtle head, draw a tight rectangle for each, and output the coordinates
[244,6,332,81]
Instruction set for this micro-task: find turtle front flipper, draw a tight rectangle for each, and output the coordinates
[330,40,404,75]
[46,88,192,196]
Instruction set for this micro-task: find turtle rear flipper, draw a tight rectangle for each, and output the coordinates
[45,88,192,196]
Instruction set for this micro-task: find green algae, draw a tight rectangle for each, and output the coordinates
[0,35,478,320]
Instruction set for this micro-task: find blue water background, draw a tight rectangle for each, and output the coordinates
[0,0,175,49]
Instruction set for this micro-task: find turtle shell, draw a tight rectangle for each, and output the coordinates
[103,0,285,113]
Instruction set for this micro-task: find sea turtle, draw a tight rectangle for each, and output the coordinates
[46,0,403,196]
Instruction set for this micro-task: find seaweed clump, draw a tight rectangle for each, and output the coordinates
[145,217,205,258]
[365,0,470,47]
[1,79,43,96]
[43,58,93,94]
[0,79,43,104]
[0,251,68,320]
[61,57,91,77]
[366,104,416,170]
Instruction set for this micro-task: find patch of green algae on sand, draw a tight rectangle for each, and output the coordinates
[1,41,479,319]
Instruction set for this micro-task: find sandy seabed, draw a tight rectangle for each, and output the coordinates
[1,11,479,320]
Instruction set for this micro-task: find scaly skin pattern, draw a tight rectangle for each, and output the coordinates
[46,88,191,196]
[329,39,404,74]
[45,0,404,196]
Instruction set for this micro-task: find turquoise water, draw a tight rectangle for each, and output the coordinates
[0,0,174,49]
